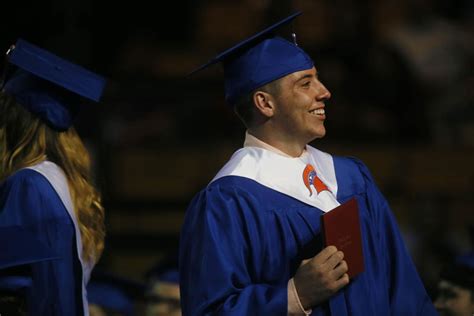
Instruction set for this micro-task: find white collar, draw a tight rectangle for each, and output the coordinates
[25,161,91,316]
[243,131,307,158]
[212,139,340,212]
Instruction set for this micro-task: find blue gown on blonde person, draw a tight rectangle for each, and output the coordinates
[179,146,437,315]
[0,38,105,316]
[0,162,91,316]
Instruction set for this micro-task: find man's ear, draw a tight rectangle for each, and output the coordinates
[253,90,275,118]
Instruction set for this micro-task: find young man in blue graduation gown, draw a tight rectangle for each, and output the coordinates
[0,39,106,315]
[180,12,437,316]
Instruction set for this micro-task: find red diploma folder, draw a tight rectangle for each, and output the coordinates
[321,197,364,278]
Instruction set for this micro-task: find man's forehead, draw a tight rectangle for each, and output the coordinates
[284,67,317,83]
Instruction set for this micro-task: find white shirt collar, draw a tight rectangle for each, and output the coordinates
[243,131,308,159]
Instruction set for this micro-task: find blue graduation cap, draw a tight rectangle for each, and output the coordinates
[144,255,180,314]
[87,270,145,316]
[155,269,179,284]
[190,11,313,105]
[144,252,179,285]
[0,226,60,293]
[1,39,106,131]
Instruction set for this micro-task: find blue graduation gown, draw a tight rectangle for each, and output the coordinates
[0,169,85,315]
[179,156,437,315]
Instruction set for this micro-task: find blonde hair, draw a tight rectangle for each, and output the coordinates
[0,92,105,263]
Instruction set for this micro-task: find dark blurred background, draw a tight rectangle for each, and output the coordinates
[2,0,473,308]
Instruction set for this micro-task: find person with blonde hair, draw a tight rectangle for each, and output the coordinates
[0,39,106,315]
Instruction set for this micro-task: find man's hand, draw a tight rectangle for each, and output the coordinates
[293,246,349,309]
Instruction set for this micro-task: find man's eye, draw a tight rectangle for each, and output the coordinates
[302,82,310,87]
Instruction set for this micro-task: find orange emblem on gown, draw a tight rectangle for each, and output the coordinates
[302,164,330,196]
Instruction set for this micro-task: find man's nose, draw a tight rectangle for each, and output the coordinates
[316,82,331,100]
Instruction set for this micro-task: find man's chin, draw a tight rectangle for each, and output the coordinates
[310,132,326,142]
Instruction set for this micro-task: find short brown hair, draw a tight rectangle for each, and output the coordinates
[232,79,281,127]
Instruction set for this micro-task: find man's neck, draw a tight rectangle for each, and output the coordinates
[247,128,306,158]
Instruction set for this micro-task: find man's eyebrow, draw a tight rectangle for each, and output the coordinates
[295,74,314,83]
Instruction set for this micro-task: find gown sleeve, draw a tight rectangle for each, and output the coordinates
[179,181,287,316]
[0,169,81,316]
[0,170,55,226]
[354,160,437,316]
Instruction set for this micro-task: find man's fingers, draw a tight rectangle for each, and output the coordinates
[324,250,345,269]
[313,246,338,264]
[331,260,349,279]
[334,273,350,290]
